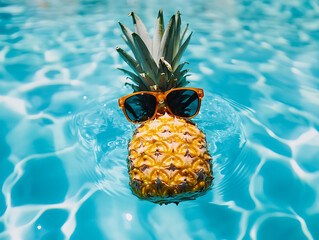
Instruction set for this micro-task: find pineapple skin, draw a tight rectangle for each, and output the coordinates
[128,114,213,204]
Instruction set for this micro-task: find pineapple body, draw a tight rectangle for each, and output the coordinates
[128,114,213,204]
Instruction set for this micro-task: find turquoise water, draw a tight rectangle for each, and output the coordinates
[1,0,319,239]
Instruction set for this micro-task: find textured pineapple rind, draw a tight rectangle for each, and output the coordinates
[127,114,213,204]
[129,176,213,205]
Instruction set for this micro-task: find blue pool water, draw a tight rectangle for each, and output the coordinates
[1,0,319,239]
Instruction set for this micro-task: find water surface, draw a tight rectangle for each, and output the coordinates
[0,0,319,239]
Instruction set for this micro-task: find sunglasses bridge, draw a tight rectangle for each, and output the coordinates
[157,94,167,114]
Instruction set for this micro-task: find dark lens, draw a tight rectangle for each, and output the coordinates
[166,89,199,118]
[124,93,157,122]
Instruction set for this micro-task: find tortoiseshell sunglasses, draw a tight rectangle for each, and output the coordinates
[118,87,204,123]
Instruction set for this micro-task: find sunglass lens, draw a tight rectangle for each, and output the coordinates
[124,93,157,122]
[166,89,199,118]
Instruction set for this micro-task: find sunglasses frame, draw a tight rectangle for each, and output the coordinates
[118,87,204,123]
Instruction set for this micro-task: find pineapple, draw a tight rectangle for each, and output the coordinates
[117,9,213,204]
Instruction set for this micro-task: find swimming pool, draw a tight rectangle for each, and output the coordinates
[1,0,319,239]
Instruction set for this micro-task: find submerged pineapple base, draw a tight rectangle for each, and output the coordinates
[128,114,213,205]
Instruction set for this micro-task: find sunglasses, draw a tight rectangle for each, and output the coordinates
[118,87,204,123]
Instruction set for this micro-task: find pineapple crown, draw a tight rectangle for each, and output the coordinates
[116,9,192,92]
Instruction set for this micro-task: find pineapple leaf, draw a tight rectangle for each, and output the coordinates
[119,22,143,65]
[117,10,192,92]
[158,73,167,91]
[174,68,190,82]
[125,82,140,92]
[173,11,181,59]
[174,62,189,75]
[116,47,143,74]
[158,15,175,63]
[171,32,192,70]
[176,74,190,87]
[132,33,159,84]
[150,85,160,91]
[140,73,156,87]
[167,78,178,89]
[160,57,173,72]
[180,23,189,45]
[159,58,173,84]
[165,17,176,64]
[118,68,149,91]
[153,8,164,64]
[129,12,153,53]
